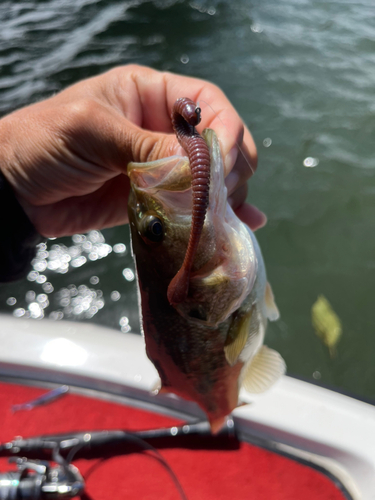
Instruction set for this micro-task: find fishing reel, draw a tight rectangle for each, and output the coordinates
[0,456,85,499]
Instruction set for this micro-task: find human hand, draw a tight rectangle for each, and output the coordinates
[0,65,264,237]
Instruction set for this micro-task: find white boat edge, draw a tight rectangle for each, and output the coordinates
[0,314,374,500]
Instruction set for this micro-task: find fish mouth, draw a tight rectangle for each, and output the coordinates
[127,129,222,200]
[127,155,192,191]
[127,129,220,193]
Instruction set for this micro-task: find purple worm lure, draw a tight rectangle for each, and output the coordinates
[167,97,211,306]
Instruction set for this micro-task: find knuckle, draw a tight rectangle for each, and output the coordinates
[135,132,170,164]
[109,64,147,81]
[58,99,103,138]
[132,130,154,163]
[68,99,100,122]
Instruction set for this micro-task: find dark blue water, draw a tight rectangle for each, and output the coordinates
[1,0,374,400]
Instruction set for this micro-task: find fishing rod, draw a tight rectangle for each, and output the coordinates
[0,419,237,499]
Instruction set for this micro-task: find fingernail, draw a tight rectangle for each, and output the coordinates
[224,146,238,174]
[225,171,240,195]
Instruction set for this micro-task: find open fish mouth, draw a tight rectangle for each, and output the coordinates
[127,129,219,207]
[128,156,192,192]
[128,155,194,217]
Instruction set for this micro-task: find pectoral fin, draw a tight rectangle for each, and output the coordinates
[265,282,280,321]
[224,308,253,366]
[242,345,286,393]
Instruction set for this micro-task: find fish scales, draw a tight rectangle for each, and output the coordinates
[128,127,285,431]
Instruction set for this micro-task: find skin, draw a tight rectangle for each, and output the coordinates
[0,64,265,238]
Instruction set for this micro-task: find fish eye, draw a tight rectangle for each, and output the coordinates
[141,214,164,244]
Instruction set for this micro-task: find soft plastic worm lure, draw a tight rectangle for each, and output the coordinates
[12,385,69,412]
[167,97,211,306]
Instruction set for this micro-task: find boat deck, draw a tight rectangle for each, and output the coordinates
[0,381,348,500]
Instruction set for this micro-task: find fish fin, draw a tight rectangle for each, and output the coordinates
[224,308,253,366]
[242,345,286,394]
[265,282,280,321]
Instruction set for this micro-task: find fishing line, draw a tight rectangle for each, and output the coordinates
[74,434,188,500]
[127,435,189,500]
[66,440,89,464]
[197,99,255,176]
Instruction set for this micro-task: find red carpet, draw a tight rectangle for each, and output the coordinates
[0,382,346,500]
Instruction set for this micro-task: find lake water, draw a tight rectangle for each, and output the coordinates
[0,0,374,401]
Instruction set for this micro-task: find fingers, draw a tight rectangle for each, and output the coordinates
[193,103,257,180]
[228,183,247,211]
[108,67,261,224]
[11,65,263,237]
[104,65,257,174]
[114,120,184,168]
[26,175,131,237]
[225,129,257,193]
[45,64,257,180]
[234,204,267,232]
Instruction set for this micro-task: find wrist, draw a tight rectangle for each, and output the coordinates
[0,167,44,282]
[0,114,24,200]
[0,113,43,230]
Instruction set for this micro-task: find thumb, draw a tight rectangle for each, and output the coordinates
[116,118,186,170]
[77,104,185,173]
[32,100,185,181]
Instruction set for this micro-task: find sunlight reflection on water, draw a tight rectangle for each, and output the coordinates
[1,0,375,398]
[6,229,134,331]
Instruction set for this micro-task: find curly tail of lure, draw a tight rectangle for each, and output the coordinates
[167,97,211,306]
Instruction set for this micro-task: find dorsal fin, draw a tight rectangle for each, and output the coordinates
[242,345,286,393]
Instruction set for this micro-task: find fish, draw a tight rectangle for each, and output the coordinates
[312,295,342,358]
[127,127,285,432]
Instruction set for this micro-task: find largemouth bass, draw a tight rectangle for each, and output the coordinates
[128,127,285,432]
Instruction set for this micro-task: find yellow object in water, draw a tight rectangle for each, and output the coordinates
[311,295,342,358]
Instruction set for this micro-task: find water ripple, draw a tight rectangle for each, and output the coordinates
[1,0,375,398]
